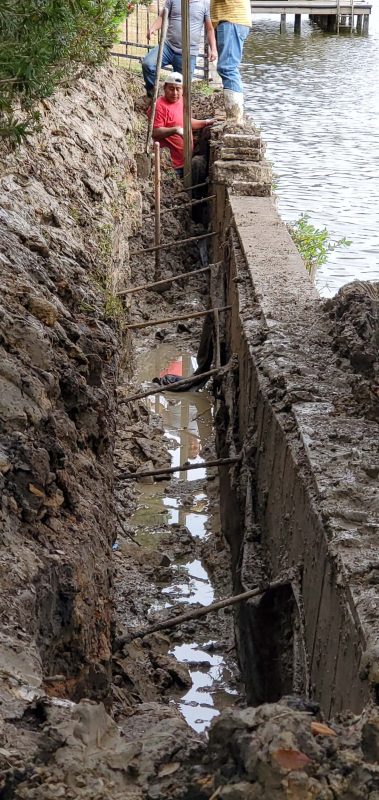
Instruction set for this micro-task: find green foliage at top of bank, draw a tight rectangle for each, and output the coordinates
[288,214,351,276]
[0,0,142,145]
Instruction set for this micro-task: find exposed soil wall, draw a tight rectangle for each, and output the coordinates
[0,65,142,718]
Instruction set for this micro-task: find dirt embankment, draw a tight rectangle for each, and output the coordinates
[325,280,379,424]
[0,64,142,748]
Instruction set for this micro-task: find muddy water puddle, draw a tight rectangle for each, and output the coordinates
[130,344,238,732]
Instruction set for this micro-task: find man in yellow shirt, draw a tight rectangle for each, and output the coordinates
[210,0,252,123]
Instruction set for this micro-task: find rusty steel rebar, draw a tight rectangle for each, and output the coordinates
[125,304,231,331]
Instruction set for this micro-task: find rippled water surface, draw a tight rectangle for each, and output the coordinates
[241,5,379,295]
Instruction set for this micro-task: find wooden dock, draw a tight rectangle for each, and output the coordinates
[251,1,372,33]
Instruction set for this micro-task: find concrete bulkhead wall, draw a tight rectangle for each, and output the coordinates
[209,123,379,716]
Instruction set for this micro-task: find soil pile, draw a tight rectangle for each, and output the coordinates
[325,280,379,422]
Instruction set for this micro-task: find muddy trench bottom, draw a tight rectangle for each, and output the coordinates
[115,340,242,733]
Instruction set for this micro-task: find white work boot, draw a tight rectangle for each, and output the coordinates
[224,89,244,124]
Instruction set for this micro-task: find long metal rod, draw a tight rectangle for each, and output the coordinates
[115,577,291,646]
[129,231,216,258]
[154,142,161,280]
[126,304,231,331]
[182,0,192,188]
[145,7,168,154]
[172,179,209,196]
[117,265,211,296]
[214,308,221,370]
[144,195,216,219]
[119,364,229,403]
[120,455,240,480]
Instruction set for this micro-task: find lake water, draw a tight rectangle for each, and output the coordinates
[242,5,379,296]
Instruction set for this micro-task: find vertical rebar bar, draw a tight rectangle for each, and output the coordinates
[154,142,161,281]
[214,308,220,370]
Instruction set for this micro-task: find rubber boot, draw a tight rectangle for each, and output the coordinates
[224,89,244,124]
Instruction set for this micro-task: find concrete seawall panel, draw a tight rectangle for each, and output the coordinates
[211,181,379,715]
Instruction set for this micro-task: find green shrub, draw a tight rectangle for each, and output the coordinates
[288,213,351,275]
[0,0,141,145]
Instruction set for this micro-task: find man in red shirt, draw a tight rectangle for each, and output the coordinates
[151,72,215,178]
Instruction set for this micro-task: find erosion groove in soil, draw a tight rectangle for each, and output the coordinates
[0,65,379,800]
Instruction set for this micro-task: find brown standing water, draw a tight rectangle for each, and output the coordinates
[129,343,239,733]
[242,5,379,296]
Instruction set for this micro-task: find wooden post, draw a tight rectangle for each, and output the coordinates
[356,13,363,33]
[294,14,301,33]
[350,0,355,33]
[154,142,161,281]
[182,0,192,189]
[280,13,286,32]
[363,14,369,34]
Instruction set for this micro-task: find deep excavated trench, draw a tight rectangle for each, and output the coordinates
[1,65,379,799]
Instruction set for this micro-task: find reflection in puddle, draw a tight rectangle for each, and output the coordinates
[172,643,239,733]
[130,344,235,733]
[162,559,215,606]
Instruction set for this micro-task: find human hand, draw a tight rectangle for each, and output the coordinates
[175,126,184,136]
[209,48,217,62]
[203,118,217,127]
[147,27,155,40]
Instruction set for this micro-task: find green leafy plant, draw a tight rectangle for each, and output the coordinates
[288,213,351,275]
[0,0,142,146]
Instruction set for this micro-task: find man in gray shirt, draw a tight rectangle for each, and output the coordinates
[142,0,217,97]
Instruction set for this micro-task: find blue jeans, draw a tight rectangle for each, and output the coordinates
[216,22,250,93]
[142,42,197,95]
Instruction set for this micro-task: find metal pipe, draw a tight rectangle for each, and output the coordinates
[117,265,211,296]
[129,230,216,258]
[118,364,230,404]
[125,304,231,331]
[120,455,241,480]
[144,194,216,219]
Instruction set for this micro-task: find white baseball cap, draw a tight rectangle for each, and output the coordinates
[164,72,183,86]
